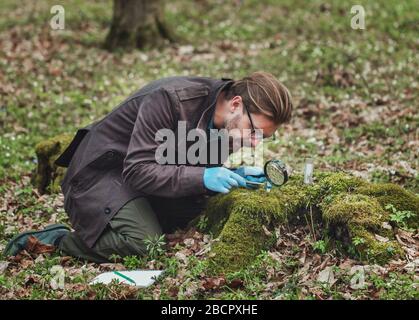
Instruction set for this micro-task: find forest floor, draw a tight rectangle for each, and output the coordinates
[0,0,418,299]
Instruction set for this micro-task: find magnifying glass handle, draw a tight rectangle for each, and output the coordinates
[265,181,272,192]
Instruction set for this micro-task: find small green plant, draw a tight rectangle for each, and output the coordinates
[0,275,9,288]
[368,272,419,300]
[122,255,142,270]
[196,215,209,231]
[108,254,122,263]
[348,237,367,260]
[143,234,166,260]
[163,256,180,278]
[312,240,327,254]
[385,204,416,231]
[352,236,366,246]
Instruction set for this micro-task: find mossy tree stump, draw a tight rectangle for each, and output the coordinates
[32,134,72,194]
[33,135,418,274]
[191,172,418,275]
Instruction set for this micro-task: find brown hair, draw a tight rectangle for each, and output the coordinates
[224,71,293,124]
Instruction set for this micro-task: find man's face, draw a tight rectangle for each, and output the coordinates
[224,96,278,152]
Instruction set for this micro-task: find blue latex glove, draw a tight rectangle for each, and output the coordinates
[233,166,266,183]
[203,167,247,193]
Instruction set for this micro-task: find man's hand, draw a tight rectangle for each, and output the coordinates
[232,166,266,183]
[203,167,247,194]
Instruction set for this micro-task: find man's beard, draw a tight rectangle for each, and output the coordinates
[224,114,248,153]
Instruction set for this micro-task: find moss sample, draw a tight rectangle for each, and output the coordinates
[192,172,418,275]
[32,133,72,194]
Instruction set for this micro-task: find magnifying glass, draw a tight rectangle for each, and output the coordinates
[264,159,288,186]
[244,159,288,188]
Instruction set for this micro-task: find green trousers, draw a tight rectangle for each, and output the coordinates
[58,196,207,263]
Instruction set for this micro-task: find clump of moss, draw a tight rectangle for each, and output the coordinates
[349,226,404,264]
[207,202,269,274]
[317,172,366,193]
[322,194,385,228]
[322,193,403,263]
[32,133,72,194]
[195,189,249,237]
[198,189,283,274]
[193,172,418,275]
[317,171,367,206]
[357,183,419,229]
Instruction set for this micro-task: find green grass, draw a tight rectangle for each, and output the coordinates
[0,0,418,300]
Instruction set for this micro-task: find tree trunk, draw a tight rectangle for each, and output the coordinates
[105,0,176,51]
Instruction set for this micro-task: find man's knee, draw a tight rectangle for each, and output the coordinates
[111,197,162,238]
[118,228,164,258]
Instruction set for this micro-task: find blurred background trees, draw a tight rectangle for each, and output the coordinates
[105,0,176,50]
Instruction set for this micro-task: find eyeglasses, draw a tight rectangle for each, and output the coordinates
[243,102,276,142]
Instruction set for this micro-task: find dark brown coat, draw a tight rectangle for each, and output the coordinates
[55,76,233,247]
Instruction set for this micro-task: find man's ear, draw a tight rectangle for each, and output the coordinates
[230,95,243,113]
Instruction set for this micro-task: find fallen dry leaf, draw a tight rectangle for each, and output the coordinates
[317,266,337,286]
[201,276,226,290]
[99,263,126,271]
[374,234,389,243]
[25,235,56,255]
[227,278,244,289]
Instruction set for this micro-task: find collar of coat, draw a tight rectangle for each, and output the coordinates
[196,77,234,131]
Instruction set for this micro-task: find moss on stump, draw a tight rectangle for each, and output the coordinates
[31,135,418,273]
[192,172,418,275]
[32,134,72,194]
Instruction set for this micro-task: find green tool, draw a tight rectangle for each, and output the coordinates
[113,271,137,285]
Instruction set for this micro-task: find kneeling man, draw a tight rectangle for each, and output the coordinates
[5,71,293,263]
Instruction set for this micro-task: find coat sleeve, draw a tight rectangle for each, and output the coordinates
[122,88,207,198]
